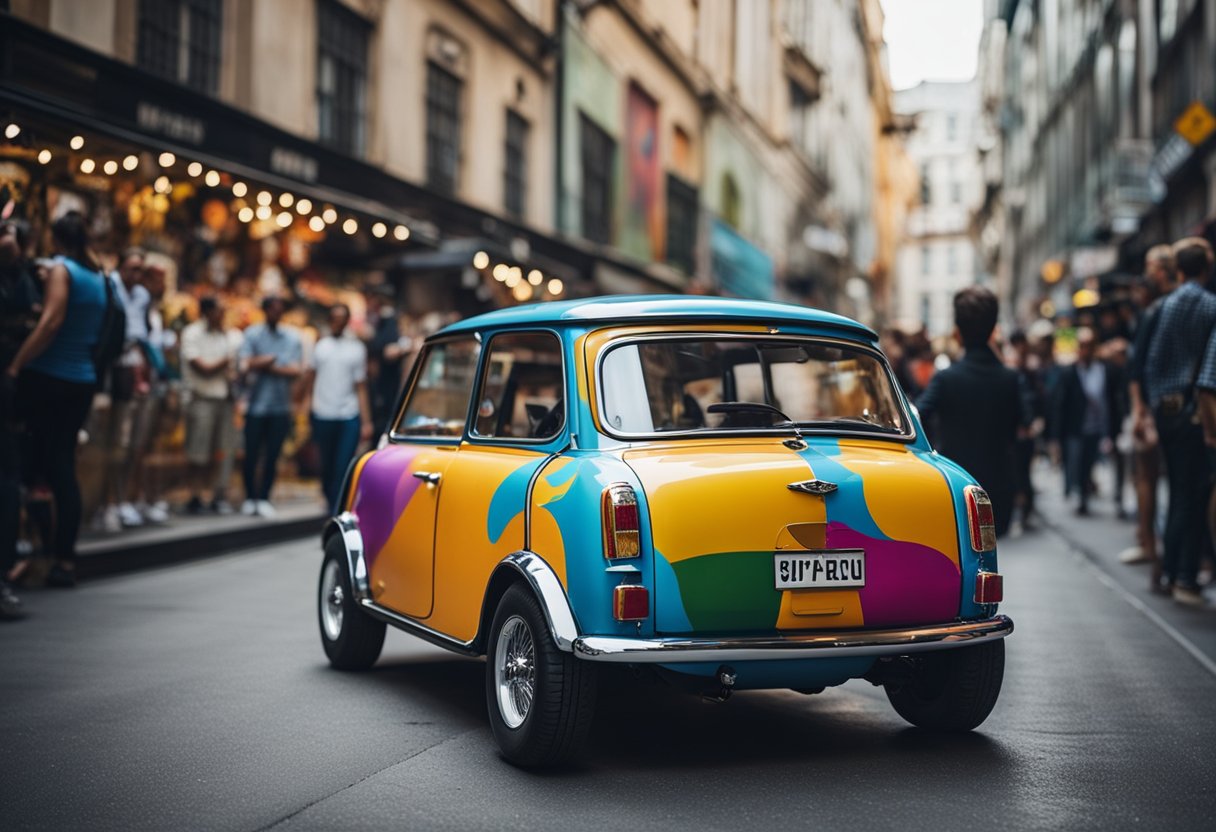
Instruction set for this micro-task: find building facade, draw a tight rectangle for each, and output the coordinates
[0,0,907,320]
[894,80,984,336]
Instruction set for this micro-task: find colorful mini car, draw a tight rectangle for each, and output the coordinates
[317,296,1012,766]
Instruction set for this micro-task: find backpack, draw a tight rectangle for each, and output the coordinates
[92,272,127,388]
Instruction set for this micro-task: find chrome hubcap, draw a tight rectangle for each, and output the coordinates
[320,560,344,641]
[495,615,535,729]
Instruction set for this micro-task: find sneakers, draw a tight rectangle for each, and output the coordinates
[117,502,144,528]
[240,499,258,516]
[100,505,123,533]
[210,498,234,516]
[1172,585,1208,608]
[0,582,25,621]
[1118,545,1154,565]
[255,500,277,519]
[142,501,170,525]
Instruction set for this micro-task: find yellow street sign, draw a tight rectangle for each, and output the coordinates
[1175,101,1216,147]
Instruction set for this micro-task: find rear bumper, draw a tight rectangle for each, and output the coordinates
[572,614,1013,664]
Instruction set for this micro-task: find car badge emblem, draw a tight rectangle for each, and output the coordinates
[787,479,838,496]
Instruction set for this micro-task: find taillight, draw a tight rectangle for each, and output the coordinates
[964,485,996,552]
[602,483,640,560]
[613,584,649,621]
[974,571,1003,604]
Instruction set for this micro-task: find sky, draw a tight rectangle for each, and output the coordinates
[880,0,985,91]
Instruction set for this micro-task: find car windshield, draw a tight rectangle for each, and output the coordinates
[598,337,909,437]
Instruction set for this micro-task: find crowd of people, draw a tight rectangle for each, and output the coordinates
[0,210,430,620]
[901,236,1216,610]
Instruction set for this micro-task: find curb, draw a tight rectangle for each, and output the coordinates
[75,513,327,579]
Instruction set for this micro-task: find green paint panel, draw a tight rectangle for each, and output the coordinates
[670,551,782,632]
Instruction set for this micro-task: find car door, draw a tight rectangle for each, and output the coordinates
[428,330,568,641]
[358,335,480,619]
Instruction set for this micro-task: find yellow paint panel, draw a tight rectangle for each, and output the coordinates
[344,452,373,512]
[832,440,960,568]
[778,589,865,627]
[624,440,825,565]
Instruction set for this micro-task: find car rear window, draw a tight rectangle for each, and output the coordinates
[598,336,910,438]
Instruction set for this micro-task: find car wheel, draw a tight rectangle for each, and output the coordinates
[318,534,386,671]
[885,640,1004,731]
[486,583,596,767]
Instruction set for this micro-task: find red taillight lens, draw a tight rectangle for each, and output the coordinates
[613,584,649,621]
[602,483,640,560]
[974,571,1003,604]
[964,485,997,552]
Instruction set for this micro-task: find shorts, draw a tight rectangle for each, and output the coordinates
[185,397,235,466]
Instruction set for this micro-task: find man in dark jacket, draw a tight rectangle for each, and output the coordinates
[917,286,1025,537]
[1055,327,1126,515]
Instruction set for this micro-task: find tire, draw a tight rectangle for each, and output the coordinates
[486,583,596,767]
[885,640,1005,731]
[318,534,386,671]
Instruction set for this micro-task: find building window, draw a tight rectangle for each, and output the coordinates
[426,62,463,195]
[921,245,931,275]
[579,113,615,244]
[789,79,813,154]
[920,164,931,205]
[665,174,698,275]
[951,180,962,204]
[504,110,528,219]
[137,0,223,95]
[316,0,369,157]
[721,173,741,229]
[946,244,957,274]
[946,113,958,141]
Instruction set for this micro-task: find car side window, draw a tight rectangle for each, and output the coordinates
[472,331,565,440]
[394,337,480,437]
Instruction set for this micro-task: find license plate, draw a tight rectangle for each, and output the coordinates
[774,550,866,589]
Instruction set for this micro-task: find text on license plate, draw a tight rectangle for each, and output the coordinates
[774,550,866,589]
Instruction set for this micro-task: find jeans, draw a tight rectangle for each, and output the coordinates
[243,413,291,502]
[1065,434,1101,510]
[16,370,96,561]
[1156,412,1211,589]
[311,415,361,514]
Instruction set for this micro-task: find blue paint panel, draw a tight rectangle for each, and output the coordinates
[796,439,890,542]
[924,450,995,619]
[653,547,693,633]
[486,458,548,545]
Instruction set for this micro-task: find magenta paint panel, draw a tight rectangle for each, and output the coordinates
[352,445,425,566]
[825,522,961,627]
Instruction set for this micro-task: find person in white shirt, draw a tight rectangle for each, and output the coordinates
[306,303,372,513]
[181,296,242,514]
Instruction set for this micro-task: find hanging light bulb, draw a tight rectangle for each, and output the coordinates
[37,149,52,165]
[4,123,20,140]
[512,282,533,302]
[231,181,248,198]
[80,158,96,174]
[158,151,176,167]
[276,211,293,228]
[342,218,358,235]
[547,278,564,296]
[256,190,272,206]
[296,198,313,215]
[492,264,509,281]
[122,154,139,171]
[256,205,272,221]
[154,175,171,193]
[472,251,490,270]
[69,135,84,150]
[322,207,337,224]
[204,170,221,187]
[238,206,254,223]
[393,224,410,241]
[278,192,294,208]
[527,269,543,286]
[103,160,118,175]
[187,162,203,177]
[308,215,325,232]
[371,222,387,238]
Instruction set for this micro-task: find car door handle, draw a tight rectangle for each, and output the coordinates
[412,471,441,485]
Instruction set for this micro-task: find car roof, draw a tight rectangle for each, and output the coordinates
[434,295,876,340]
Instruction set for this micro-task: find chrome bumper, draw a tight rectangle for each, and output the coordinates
[572,614,1013,664]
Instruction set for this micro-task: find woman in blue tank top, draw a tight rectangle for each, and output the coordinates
[4,211,105,587]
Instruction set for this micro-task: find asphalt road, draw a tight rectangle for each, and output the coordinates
[2,520,1215,831]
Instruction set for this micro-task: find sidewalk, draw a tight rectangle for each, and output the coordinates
[1027,457,1216,667]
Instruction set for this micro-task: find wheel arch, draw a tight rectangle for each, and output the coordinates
[476,552,580,655]
[322,512,371,604]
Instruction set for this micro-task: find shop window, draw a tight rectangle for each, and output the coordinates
[579,113,615,245]
[504,110,529,219]
[721,173,741,229]
[426,62,464,195]
[394,338,480,438]
[316,0,370,158]
[137,0,223,95]
[665,174,698,275]
[472,332,565,441]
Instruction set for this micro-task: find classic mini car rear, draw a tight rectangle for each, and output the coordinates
[316,297,1012,766]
